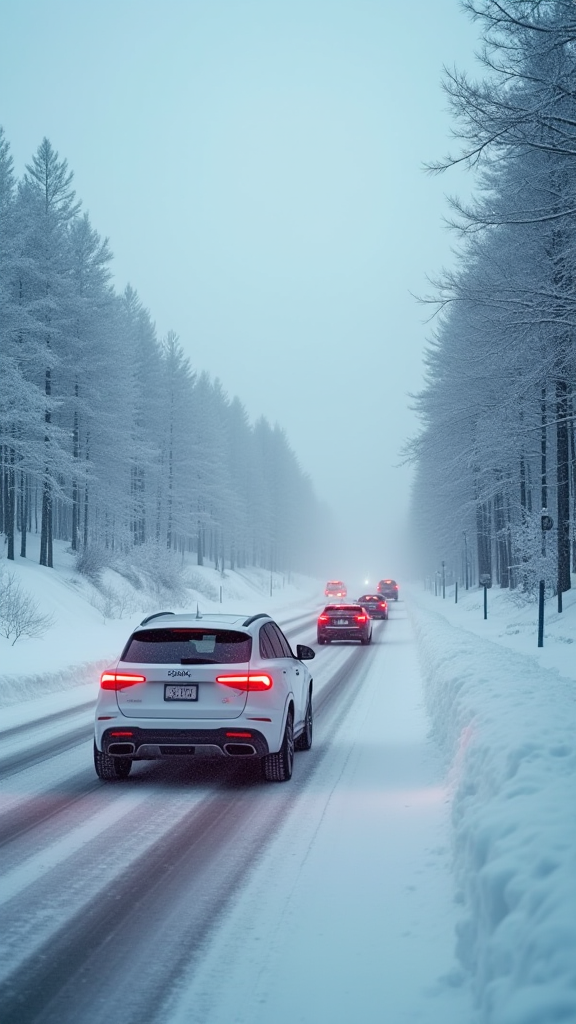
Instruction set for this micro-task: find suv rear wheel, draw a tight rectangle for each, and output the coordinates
[295,692,313,751]
[262,710,294,782]
[94,742,132,780]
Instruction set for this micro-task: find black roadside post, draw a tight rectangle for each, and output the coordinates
[455,580,458,604]
[442,560,446,599]
[480,573,491,620]
[539,509,553,647]
[537,580,545,648]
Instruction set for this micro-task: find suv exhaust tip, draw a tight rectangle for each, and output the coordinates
[224,743,257,756]
[108,742,135,755]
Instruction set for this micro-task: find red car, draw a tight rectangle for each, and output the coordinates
[324,580,347,599]
[317,604,372,645]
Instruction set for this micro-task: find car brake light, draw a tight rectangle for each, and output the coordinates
[355,614,367,623]
[100,672,146,690]
[380,602,387,609]
[395,585,399,590]
[216,673,273,691]
[318,614,329,623]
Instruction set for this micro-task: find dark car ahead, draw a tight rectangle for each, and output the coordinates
[377,579,399,601]
[357,594,388,620]
[317,604,372,645]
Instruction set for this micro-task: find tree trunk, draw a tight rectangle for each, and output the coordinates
[541,387,547,512]
[71,388,80,551]
[6,446,15,561]
[556,378,571,595]
[40,364,53,567]
[493,490,509,588]
[20,471,27,558]
[0,446,5,535]
[475,500,492,582]
[565,409,569,573]
[83,434,90,550]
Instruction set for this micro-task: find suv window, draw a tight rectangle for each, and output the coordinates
[269,622,294,658]
[121,628,252,665]
[260,622,285,659]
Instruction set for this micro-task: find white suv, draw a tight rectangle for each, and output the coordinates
[94,611,315,783]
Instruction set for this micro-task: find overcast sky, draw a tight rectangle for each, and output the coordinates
[1,0,478,580]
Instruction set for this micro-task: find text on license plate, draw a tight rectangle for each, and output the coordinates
[164,684,198,701]
[335,619,349,625]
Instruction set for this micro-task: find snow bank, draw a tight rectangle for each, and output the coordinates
[409,597,576,1024]
[0,661,109,707]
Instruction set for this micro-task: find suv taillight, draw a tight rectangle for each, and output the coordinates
[100,672,146,690]
[355,614,367,623]
[216,673,273,691]
[318,614,329,623]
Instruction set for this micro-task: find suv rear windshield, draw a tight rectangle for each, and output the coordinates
[121,628,252,665]
[325,605,362,613]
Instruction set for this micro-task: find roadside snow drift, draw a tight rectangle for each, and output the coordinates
[410,598,576,1024]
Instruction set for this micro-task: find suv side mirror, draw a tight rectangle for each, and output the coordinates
[296,644,315,661]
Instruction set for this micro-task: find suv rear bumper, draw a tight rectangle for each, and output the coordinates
[100,725,270,759]
[317,628,370,642]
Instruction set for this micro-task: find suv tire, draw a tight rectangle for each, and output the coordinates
[94,742,132,780]
[295,692,313,751]
[262,710,294,782]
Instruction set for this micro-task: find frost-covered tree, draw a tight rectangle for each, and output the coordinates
[410,0,576,600]
[20,139,80,566]
[0,129,325,580]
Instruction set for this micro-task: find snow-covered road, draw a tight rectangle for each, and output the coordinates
[0,603,470,1024]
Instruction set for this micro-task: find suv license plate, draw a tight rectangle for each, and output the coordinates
[335,619,348,625]
[164,684,198,701]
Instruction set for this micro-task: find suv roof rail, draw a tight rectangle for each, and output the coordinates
[139,611,175,626]
[242,612,269,627]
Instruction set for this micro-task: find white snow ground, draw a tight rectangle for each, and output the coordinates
[409,584,576,1024]
[1,544,575,1023]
